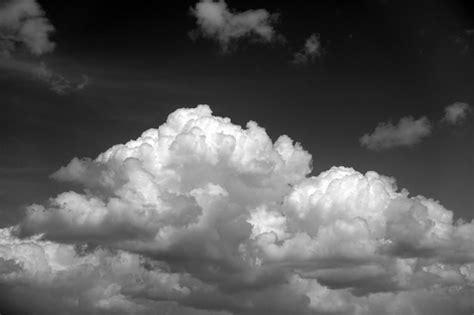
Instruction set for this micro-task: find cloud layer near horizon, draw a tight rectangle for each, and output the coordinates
[2,105,474,314]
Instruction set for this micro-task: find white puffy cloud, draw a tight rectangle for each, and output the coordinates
[2,105,474,314]
[360,116,432,150]
[292,33,322,65]
[0,0,55,56]
[443,102,471,125]
[189,0,282,51]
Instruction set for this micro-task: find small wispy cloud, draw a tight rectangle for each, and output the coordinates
[34,62,89,95]
[189,0,283,51]
[442,102,471,125]
[292,33,322,65]
[360,116,432,151]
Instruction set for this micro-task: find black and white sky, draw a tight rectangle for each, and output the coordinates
[1,0,474,314]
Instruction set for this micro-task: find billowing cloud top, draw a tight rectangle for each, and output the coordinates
[360,116,432,150]
[189,0,282,51]
[2,105,474,314]
[0,0,55,56]
[443,102,471,125]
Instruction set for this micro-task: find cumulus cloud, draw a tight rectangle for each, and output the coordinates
[0,0,55,56]
[292,33,322,65]
[442,102,471,125]
[2,105,474,314]
[189,0,282,51]
[360,116,432,150]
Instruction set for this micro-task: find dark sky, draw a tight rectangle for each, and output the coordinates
[2,0,473,227]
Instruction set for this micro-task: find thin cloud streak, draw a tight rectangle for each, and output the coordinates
[34,62,89,94]
[0,0,89,94]
[0,57,89,94]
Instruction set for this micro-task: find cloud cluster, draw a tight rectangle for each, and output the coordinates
[2,105,474,314]
[189,0,282,51]
[360,116,432,150]
[292,33,322,65]
[443,102,471,125]
[0,0,55,56]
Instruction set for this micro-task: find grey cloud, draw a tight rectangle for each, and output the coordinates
[189,0,283,51]
[292,33,322,65]
[0,0,55,56]
[442,102,471,125]
[0,57,89,94]
[360,116,432,150]
[33,62,89,94]
[0,1,89,93]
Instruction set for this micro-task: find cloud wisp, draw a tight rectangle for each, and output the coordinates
[34,62,89,94]
[360,116,432,151]
[292,33,322,65]
[189,0,282,51]
[442,102,471,125]
[1,105,474,314]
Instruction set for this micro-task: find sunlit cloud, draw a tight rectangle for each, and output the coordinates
[0,106,473,314]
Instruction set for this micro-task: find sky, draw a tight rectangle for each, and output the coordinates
[1,0,474,314]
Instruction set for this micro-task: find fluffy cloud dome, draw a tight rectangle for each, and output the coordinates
[2,105,474,314]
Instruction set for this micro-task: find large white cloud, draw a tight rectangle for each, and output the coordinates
[189,0,282,51]
[2,105,474,314]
